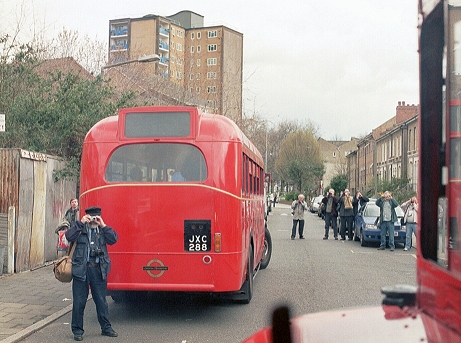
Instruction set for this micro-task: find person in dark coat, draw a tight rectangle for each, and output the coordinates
[352,191,369,235]
[321,189,339,240]
[337,189,354,240]
[65,206,118,341]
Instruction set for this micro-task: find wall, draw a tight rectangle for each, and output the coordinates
[0,149,76,273]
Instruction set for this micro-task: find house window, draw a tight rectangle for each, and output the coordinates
[177,30,183,38]
[197,59,201,66]
[207,72,217,79]
[197,45,201,53]
[197,32,201,39]
[207,86,217,93]
[191,46,194,53]
[171,42,175,50]
[196,73,200,80]
[177,43,182,52]
[208,30,217,38]
[191,32,195,39]
[207,58,217,65]
[208,44,217,52]
[196,87,200,94]
[190,74,194,80]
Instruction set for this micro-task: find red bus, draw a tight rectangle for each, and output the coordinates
[242,0,461,341]
[79,106,272,304]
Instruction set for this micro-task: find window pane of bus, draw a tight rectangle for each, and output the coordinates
[105,143,207,182]
[124,112,190,137]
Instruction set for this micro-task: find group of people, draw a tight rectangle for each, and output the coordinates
[290,190,418,252]
[320,188,369,241]
[61,199,118,341]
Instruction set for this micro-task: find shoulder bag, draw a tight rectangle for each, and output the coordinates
[53,236,78,283]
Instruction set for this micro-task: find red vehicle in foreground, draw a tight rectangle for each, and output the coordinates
[79,106,272,304]
[242,0,461,341]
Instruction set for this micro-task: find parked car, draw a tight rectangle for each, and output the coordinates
[309,195,323,213]
[354,200,406,247]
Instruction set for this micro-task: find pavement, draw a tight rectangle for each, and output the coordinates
[0,262,74,343]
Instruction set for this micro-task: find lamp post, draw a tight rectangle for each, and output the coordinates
[101,54,160,75]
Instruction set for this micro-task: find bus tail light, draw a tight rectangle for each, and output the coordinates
[214,233,222,252]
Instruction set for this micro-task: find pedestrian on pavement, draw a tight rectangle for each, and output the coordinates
[352,191,369,234]
[65,206,118,341]
[375,191,399,251]
[321,189,339,240]
[64,198,79,227]
[338,189,355,240]
[402,196,418,251]
[291,194,307,239]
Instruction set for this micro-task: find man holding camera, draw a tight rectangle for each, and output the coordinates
[65,206,118,341]
[375,191,399,251]
[321,189,338,240]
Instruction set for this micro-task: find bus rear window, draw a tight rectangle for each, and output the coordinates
[105,143,207,182]
[124,112,190,137]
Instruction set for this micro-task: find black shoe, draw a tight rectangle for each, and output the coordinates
[377,247,385,250]
[340,238,346,241]
[323,236,328,240]
[74,335,83,341]
[335,237,338,240]
[102,330,118,337]
[299,236,305,239]
[291,237,295,240]
[390,248,394,251]
[348,238,353,241]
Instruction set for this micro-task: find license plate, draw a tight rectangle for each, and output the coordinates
[184,220,211,252]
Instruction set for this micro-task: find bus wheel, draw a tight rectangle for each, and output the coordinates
[111,292,126,303]
[260,228,272,269]
[237,245,254,304]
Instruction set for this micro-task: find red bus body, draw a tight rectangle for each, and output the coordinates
[243,0,461,341]
[79,106,268,302]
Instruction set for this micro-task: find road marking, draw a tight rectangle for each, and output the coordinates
[350,250,373,254]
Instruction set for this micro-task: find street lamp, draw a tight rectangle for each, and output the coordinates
[101,54,160,74]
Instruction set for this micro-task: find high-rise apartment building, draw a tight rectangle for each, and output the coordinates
[108,10,243,122]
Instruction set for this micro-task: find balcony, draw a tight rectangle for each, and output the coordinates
[159,27,170,36]
[158,41,169,51]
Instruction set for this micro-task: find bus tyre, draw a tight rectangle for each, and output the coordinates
[260,228,272,270]
[237,245,254,304]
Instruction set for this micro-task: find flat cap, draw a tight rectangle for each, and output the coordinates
[85,206,102,216]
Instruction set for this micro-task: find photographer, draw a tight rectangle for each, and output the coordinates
[65,206,118,341]
[352,191,369,235]
[375,191,399,251]
[402,196,418,251]
[321,189,338,240]
[291,194,307,239]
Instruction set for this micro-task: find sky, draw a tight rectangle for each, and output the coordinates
[1,0,420,140]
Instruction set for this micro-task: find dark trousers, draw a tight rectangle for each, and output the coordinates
[324,213,338,238]
[71,264,112,335]
[340,216,354,239]
[291,219,304,238]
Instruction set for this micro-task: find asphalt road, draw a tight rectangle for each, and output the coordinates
[20,204,417,343]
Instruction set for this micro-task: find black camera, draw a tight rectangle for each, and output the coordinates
[90,248,104,257]
[91,216,98,221]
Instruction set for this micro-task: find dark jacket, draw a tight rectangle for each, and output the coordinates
[338,195,354,217]
[352,195,369,216]
[321,195,338,217]
[65,221,118,281]
[375,197,399,224]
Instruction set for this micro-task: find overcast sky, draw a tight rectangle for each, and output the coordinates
[2,0,419,140]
